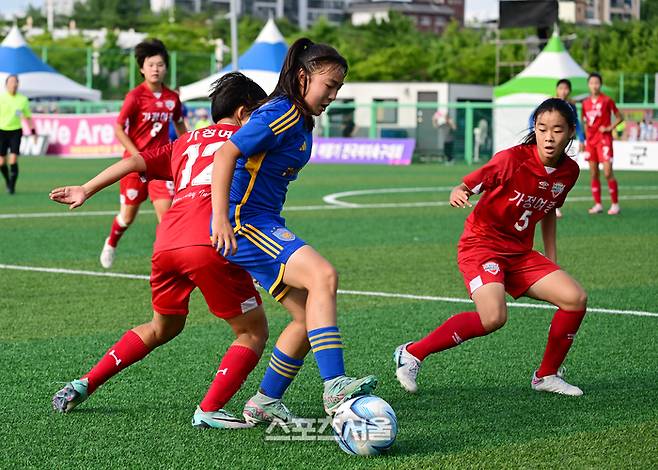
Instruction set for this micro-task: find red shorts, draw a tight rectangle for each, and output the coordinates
[458,248,560,299]
[584,136,613,164]
[119,172,174,206]
[151,245,262,318]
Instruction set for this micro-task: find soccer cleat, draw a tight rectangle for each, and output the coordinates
[588,203,603,214]
[607,204,620,215]
[243,393,297,427]
[555,208,563,218]
[100,238,116,269]
[192,406,254,429]
[393,342,421,393]
[531,369,583,396]
[323,374,378,415]
[52,378,89,413]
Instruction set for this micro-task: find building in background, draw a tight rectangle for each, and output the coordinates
[349,0,464,34]
[559,0,640,24]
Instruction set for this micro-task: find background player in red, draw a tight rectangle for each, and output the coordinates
[582,72,624,215]
[394,98,589,397]
[50,73,270,429]
[101,39,187,269]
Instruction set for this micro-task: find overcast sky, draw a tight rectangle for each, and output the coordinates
[1,0,499,22]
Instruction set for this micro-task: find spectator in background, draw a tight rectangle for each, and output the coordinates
[194,108,212,130]
[341,113,356,137]
[0,74,36,195]
[433,110,456,164]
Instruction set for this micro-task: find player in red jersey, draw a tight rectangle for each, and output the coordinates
[582,72,624,215]
[100,39,187,269]
[50,73,271,429]
[394,98,588,396]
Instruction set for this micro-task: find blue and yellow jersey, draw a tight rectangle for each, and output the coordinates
[229,97,312,228]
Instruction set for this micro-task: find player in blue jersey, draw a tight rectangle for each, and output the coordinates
[211,38,377,424]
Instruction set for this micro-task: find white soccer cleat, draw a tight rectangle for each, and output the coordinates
[100,238,116,269]
[607,204,620,215]
[588,203,603,214]
[531,369,583,396]
[393,342,421,394]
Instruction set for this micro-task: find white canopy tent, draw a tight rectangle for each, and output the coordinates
[0,25,101,101]
[493,31,588,152]
[180,19,287,101]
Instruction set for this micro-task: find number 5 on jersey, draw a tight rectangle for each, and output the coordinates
[514,210,532,232]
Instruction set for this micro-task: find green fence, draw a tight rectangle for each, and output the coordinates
[33,100,658,165]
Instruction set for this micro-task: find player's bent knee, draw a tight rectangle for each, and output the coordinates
[479,308,507,332]
[563,288,588,311]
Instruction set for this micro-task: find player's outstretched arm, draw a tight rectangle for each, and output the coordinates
[210,140,241,257]
[541,209,557,263]
[449,183,473,208]
[49,155,147,209]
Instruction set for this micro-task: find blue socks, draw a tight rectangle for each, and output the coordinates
[308,326,345,381]
[259,347,304,399]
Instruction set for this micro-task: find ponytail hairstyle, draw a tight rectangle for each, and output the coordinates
[269,37,348,130]
[523,98,577,148]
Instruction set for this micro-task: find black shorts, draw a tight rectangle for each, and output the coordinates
[0,129,23,156]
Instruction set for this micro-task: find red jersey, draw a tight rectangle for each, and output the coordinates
[582,93,619,144]
[461,145,580,255]
[117,82,182,158]
[140,123,240,253]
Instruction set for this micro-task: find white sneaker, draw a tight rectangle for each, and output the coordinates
[607,204,620,215]
[100,238,116,269]
[588,203,603,214]
[393,342,421,393]
[531,369,583,396]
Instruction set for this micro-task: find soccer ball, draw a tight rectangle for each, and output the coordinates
[331,395,398,456]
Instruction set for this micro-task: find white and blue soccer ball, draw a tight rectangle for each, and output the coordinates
[331,395,398,456]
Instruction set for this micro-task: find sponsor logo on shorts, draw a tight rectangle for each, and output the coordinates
[126,189,139,201]
[241,296,259,313]
[482,261,500,275]
[539,181,549,190]
[551,182,566,198]
[165,100,175,111]
[273,228,296,242]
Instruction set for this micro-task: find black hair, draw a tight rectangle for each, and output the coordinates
[588,72,603,84]
[6,74,18,84]
[208,72,267,123]
[522,98,577,146]
[135,38,169,70]
[556,78,572,90]
[268,37,348,130]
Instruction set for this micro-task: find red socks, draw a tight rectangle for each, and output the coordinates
[591,179,602,204]
[107,215,128,248]
[407,311,486,361]
[536,308,586,378]
[82,330,151,394]
[608,179,619,204]
[199,345,260,412]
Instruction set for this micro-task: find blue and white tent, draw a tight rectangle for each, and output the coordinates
[0,25,101,101]
[180,19,287,101]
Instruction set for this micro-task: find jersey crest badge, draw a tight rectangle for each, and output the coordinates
[551,182,566,198]
[273,227,296,242]
[165,100,175,110]
[482,261,500,275]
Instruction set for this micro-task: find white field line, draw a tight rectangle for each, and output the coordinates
[2,193,658,220]
[1,263,656,318]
